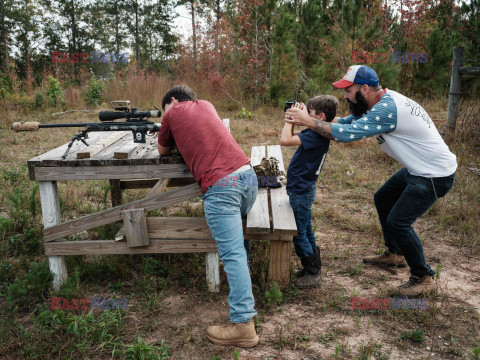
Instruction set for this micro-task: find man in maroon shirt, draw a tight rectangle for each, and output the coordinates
[157,85,259,347]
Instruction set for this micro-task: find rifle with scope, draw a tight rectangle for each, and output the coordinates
[11,107,161,159]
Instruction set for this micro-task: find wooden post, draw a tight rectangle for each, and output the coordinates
[39,181,68,291]
[268,240,291,284]
[109,179,122,207]
[206,252,220,292]
[447,46,464,130]
[123,209,150,247]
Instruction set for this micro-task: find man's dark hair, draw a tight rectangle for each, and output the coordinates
[161,85,196,110]
[306,95,339,122]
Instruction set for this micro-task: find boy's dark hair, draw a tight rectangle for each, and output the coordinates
[306,95,338,122]
[161,85,196,110]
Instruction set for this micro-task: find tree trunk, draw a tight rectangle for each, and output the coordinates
[191,0,197,73]
[115,2,120,56]
[135,0,139,71]
[71,0,78,80]
[0,0,6,72]
[215,0,220,71]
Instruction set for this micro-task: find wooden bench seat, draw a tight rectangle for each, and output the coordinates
[246,145,297,283]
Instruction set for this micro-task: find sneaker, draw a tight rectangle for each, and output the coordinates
[206,319,259,347]
[293,272,321,289]
[395,275,436,297]
[363,250,407,268]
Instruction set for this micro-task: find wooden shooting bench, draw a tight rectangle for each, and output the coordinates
[27,119,297,292]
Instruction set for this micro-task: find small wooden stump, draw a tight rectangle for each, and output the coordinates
[123,209,150,247]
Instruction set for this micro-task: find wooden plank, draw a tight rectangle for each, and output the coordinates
[268,240,292,284]
[267,145,297,236]
[206,252,220,292]
[246,146,270,234]
[447,47,464,130]
[115,178,171,241]
[77,132,129,159]
[459,66,480,75]
[123,209,150,247]
[109,179,122,207]
[114,144,139,159]
[45,239,217,255]
[147,217,212,239]
[39,181,68,291]
[120,178,195,190]
[27,131,109,164]
[93,133,133,160]
[43,183,203,242]
[34,163,192,181]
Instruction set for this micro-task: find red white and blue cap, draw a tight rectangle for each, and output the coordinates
[332,65,380,89]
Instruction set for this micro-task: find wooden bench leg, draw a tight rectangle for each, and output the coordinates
[206,252,220,292]
[39,181,68,291]
[268,241,291,284]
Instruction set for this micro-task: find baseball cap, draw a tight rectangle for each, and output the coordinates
[332,65,379,88]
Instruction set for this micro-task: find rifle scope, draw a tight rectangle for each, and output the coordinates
[98,109,161,122]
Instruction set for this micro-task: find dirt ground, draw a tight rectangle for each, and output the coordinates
[135,177,480,360]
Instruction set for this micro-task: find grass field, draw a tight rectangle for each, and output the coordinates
[0,80,479,359]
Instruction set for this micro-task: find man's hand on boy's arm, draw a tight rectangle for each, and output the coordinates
[285,105,334,140]
[280,120,302,146]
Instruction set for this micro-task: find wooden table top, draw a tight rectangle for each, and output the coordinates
[27,131,186,181]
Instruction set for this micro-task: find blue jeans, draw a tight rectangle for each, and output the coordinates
[287,187,317,259]
[202,168,258,323]
[374,167,455,278]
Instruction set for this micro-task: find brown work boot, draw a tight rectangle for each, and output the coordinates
[395,275,436,297]
[206,319,259,347]
[363,250,407,268]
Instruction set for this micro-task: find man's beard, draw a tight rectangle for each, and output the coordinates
[347,90,369,117]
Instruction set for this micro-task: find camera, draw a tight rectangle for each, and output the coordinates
[284,100,297,112]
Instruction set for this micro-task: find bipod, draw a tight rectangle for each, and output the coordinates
[62,130,89,159]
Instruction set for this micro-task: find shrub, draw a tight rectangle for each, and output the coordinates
[34,91,45,109]
[399,329,425,344]
[123,337,171,360]
[46,76,65,107]
[7,261,53,310]
[84,77,105,106]
[265,282,284,306]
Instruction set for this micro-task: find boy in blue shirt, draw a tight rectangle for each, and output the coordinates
[280,95,338,288]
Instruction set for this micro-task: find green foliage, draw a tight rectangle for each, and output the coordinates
[0,261,16,289]
[473,343,480,360]
[46,76,65,107]
[66,255,133,285]
[84,76,105,107]
[2,166,25,183]
[399,328,426,344]
[237,107,252,119]
[5,228,42,256]
[7,261,53,310]
[412,28,457,96]
[35,308,124,353]
[5,185,39,234]
[265,282,283,306]
[123,337,171,360]
[34,91,45,109]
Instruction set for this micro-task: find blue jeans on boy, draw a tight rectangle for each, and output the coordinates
[374,167,455,278]
[202,167,258,323]
[287,187,317,259]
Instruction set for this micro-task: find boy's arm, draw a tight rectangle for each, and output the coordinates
[280,121,302,146]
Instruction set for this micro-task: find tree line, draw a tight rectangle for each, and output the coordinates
[1,0,479,105]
